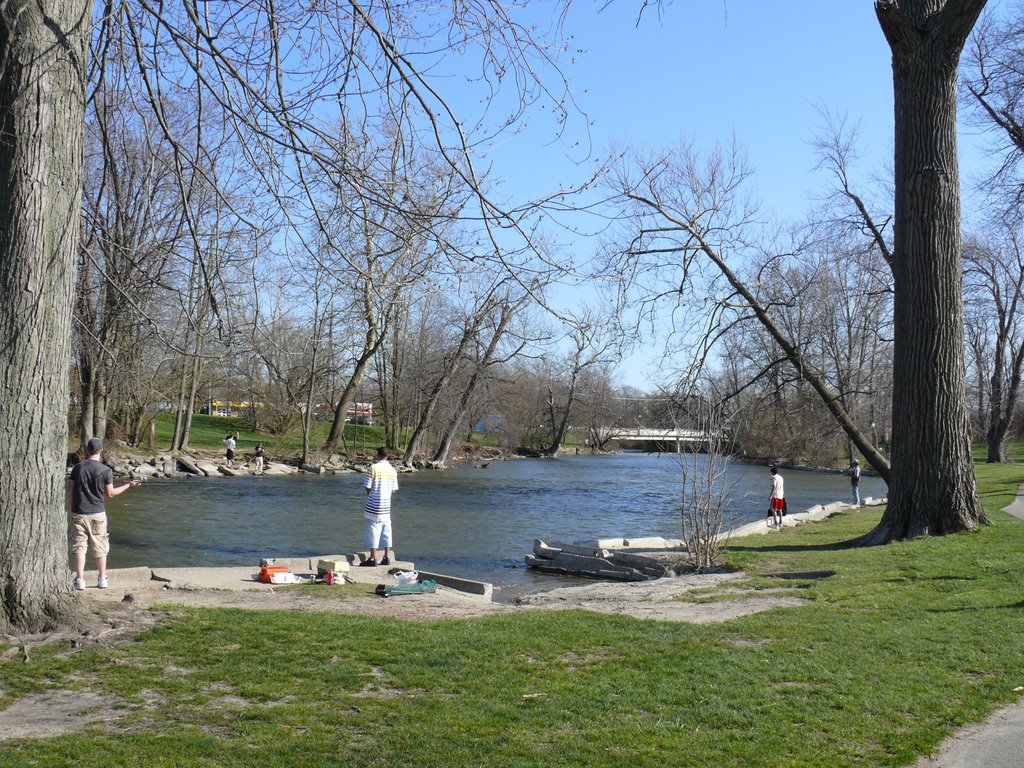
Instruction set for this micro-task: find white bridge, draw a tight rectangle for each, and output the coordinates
[594,427,717,450]
[611,427,708,442]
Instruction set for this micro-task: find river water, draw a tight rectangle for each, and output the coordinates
[105,452,886,591]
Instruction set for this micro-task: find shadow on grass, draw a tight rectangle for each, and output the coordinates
[926,600,1024,613]
[727,539,862,554]
[884,575,978,584]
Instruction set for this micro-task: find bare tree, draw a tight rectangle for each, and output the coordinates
[675,396,734,571]
[963,2,1024,212]
[608,142,888,477]
[963,225,1024,462]
[543,310,620,457]
[1,0,581,630]
[77,92,181,446]
[317,149,459,454]
[609,0,990,545]
[430,290,532,467]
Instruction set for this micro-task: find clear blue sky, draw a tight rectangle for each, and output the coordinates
[482,2,907,213]
[455,2,1005,389]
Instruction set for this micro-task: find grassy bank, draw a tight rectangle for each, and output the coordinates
[147,413,387,456]
[4,461,1024,766]
[142,413,505,459]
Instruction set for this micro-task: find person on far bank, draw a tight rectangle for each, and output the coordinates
[67,437,143,590]
[769,465,785,529]
[224,433,236,467]
[849,458,862,506]
[361,446,399,567]
[254,442,265,474]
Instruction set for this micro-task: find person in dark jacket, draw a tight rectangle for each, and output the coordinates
[67,437,142,590]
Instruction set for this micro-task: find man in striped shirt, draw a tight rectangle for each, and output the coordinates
[361,446,399,566]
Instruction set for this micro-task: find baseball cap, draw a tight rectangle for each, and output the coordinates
[86,437,102,454]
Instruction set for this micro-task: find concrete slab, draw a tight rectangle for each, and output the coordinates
[257,557,316,572]
[415,571,493,599]
[623,536,684,549]
[535,540,610,558]
[150,567,272,590]
[1002,486,1024,521]
[343,561,416,583]
[913,699,1024,768]
[75,567,152,589]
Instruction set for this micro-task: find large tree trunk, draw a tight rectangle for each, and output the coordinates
[170,357,189,451]
[323,345,377,453]
[986,418,1009,463]
[323,285,382,453]
[544,382,576,457]
[433,327,505,466]
[986,336,1009,462]
[93,365,109,440]
[865,0,989,543]
[0,0,91,632]
[402,307,492,467]
[78,354,96,446]
[180,353,202,450]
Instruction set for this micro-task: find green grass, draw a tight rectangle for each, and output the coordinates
[4,457,1024,766]
[148,412,389,455]
[143,413,501,458]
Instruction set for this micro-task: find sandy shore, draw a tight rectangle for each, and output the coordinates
[69,559,808,624]
[71,501,885,623]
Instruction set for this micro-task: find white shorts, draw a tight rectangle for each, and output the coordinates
[364,516,393,548]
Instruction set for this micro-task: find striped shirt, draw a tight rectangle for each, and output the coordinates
[364,460,399,518]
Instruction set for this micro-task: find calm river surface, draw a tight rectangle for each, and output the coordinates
[106,453,886,591]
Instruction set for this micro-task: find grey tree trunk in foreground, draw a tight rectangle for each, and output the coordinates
[0,0,91,632]
[865,0,989,542]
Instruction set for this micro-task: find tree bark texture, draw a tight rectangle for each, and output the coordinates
[867,0,989,542]
[0,0,91,631]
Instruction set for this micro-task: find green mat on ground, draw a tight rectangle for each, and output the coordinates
[375,579,438,597]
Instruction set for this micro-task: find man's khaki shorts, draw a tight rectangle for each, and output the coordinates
[70,513,110,557]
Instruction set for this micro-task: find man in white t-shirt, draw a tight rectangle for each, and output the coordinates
[361,446,399,567]
[769,465,785,528]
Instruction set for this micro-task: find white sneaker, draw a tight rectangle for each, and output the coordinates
[73,577,86,590]
[97,576,108,589]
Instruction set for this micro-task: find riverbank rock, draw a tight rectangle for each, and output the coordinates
[263,462,297,476]
[176,457,203,476]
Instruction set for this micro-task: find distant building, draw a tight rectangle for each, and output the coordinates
[346,401,374,425]
[202,400,262,418]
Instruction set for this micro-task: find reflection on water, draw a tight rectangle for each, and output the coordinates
[105,452,886,588]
